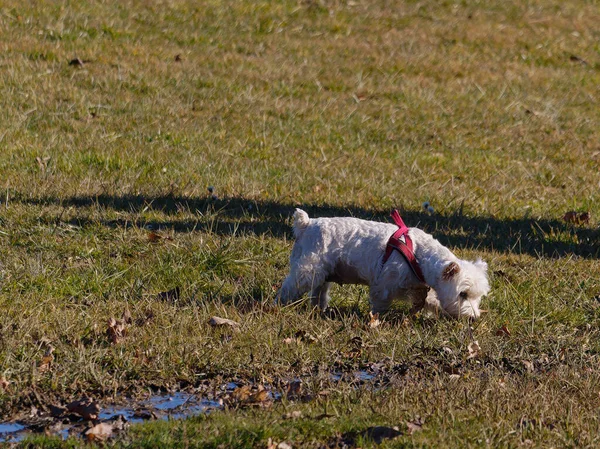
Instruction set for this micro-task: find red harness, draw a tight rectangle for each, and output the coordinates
[382,210,426,283]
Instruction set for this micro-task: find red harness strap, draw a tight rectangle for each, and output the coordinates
[382,210,426,283]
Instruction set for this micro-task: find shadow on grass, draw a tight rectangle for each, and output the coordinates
[22,193,600,258]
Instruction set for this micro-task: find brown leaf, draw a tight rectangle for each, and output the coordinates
[209,316,240,329]
[562,210,591,225]
[0,377,9,390]
[467,341,481,359]
[107,318,127,344]
[121,308,133,325]
[85,422,114,442]
[249,387,270,404]
[406,417,424,434]
[38,344,54,373]
[368,311,381,329]
[496,324,511,337]
[67,397,100,420]
[522,360,534,373]
[38,354,53,373]
[147,230,174,243]
[231,385,251,402]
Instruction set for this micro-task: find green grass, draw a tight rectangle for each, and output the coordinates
[1,0,600,447]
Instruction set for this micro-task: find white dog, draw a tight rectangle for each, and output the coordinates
[277,209,490,319]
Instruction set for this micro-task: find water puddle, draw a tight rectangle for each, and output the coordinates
[0,393,223,443]
[0,422,26,442]
[0,368,385,442]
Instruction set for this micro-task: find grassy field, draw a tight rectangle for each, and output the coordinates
[1,0,600,447]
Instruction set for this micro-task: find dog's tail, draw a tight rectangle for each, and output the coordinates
[293,208,310,238]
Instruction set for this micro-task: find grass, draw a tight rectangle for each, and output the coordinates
[1,0,600,447]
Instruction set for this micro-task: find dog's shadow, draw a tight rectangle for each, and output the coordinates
[22,192,600,258]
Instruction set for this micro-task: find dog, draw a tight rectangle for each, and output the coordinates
[276,209,490,319]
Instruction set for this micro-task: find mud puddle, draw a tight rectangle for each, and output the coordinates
[0,368,388,443]
[0,393,222,443]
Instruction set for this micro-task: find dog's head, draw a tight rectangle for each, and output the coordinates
[435,258,490,319]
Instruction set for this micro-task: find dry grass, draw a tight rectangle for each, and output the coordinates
[1,0,600,447]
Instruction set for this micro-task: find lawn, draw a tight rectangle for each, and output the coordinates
[1,0,600,447]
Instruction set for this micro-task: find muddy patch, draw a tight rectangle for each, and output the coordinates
[0,393,222,443]
[0,364,401,443]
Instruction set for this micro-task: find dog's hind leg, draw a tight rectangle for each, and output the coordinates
[311,282,332,310]
[277,265,327,306]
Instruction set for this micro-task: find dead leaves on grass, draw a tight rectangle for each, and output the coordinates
[208,316,240,330]
[85,422,114,442]
[228,385,271,407]
[562,210,591,225]
[147,230,173,243]
[368,312,381,329]
[38,346,54,374]
[467,341,481,360]
[106,309,133,344]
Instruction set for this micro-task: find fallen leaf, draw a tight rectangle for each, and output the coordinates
[406,417,424,434]
[249,387,270,404]
[0,377,9,390]
[231,385,251,402]
[38,354,53,373]
[277,443,292,449]
[85,422,114,442]
[368,311,381,329]
[522,360,534,373]
[496,324,511,337]
[122,308,133,325]
[209,316,240,329]
[467,341,481,359]
[157,286,180,302]
[38,344,55,373]
[67,397,100,420]
[107,317,127,344]
[562,210,591,225]
[266,438,277,449]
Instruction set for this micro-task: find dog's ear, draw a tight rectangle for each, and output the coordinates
[442,261,460,280]
[474,258,488,272]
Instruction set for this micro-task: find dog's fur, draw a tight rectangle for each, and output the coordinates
[277,209,490,319]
